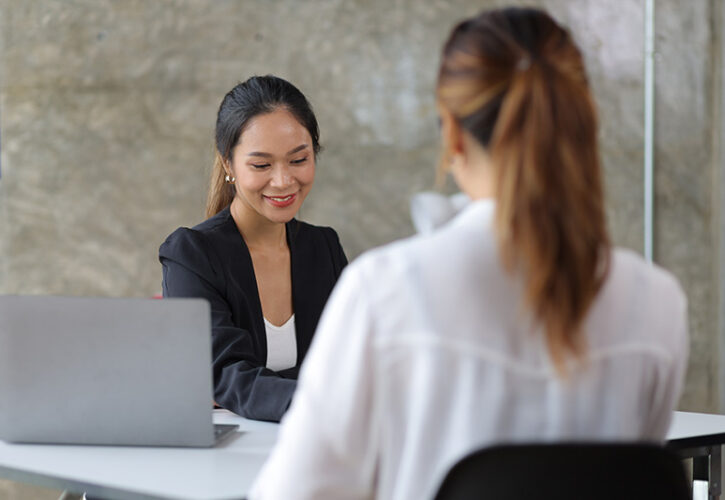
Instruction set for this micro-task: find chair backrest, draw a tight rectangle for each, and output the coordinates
[434,442,691,500]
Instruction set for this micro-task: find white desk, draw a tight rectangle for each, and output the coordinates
[0,410,722,500]
[0,410,277,500]
[667,411,725,500]
[668,411,725,446]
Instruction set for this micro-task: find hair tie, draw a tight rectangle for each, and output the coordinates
[516,57,531,71]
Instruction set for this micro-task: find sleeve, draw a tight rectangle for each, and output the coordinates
[249,263,378,500]
[644,286,689,440]
[159,228,296,422]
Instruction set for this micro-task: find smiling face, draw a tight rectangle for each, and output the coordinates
[226,108,316,226]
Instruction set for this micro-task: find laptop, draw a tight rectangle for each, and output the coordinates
[0,295,238,447]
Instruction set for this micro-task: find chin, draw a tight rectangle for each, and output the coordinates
[264,208,298,224]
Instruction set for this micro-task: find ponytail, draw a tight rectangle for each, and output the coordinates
[205,149,235,218]
[492,59,609,370]
[437,7,610,372]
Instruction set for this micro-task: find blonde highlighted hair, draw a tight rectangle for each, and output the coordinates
[437,8,610,371]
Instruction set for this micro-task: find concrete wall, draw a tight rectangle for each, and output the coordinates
[0,0,720,421]
[653,0,721,413]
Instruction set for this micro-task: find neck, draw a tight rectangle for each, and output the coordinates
[454,159,495,201]
[459,137,495,200]
[230,199,287,250]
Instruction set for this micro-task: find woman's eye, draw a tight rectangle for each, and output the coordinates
[291,157,308,165]
[251,163,270,169]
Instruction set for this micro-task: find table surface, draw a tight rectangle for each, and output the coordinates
[0,410,277,500]
[0,410,722,500]
[667,410,725,449]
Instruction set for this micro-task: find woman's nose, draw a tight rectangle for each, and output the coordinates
[270,166,293,188]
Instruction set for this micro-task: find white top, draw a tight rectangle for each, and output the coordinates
[250,198,689,500]
[264,314,297,372]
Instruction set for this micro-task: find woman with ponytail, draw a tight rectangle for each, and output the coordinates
[251,8,688,499]
[159,75,347,422]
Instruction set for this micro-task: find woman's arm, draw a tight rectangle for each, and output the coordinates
[159,228,296,422]
[250,264,378,499]
[645,287,689,439]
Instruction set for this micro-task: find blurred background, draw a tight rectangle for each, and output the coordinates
[0,0,723,496]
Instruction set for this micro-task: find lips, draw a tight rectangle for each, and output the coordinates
[264,193,297,208]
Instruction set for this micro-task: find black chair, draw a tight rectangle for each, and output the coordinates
[434,442,691,500]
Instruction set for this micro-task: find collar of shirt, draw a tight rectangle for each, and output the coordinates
[445,196,496,232]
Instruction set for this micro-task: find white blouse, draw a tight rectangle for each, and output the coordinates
[264,314,296,372]
[250,198,689,500]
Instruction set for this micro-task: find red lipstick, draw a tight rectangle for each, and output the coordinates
[264,193,297,208]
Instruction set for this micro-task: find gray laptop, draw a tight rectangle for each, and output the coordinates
[0,295,237,447]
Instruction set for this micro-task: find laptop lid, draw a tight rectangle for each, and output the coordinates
[0,295,220,447]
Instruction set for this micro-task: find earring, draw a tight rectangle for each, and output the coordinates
[225,174,236,184]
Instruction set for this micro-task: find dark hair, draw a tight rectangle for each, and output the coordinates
[206,75,321,217]
[437,7,610,372]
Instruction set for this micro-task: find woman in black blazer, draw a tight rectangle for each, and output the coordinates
[159,76,347,422]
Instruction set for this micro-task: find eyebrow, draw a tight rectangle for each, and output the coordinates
[247,144,309,158]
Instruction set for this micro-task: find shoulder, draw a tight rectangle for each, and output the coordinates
[352,213,485,282]
[610,248,686,308]
[603,248,688,351]
[159,208,235,261]
[190,207,235,236]
[343,232,429,301]
[288,219,347,270]
[289,219,342,246]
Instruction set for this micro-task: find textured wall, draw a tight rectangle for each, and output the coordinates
[0,0,720,419]
[652,0,720,412]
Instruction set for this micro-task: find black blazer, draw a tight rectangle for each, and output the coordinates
[159,207,347,422]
